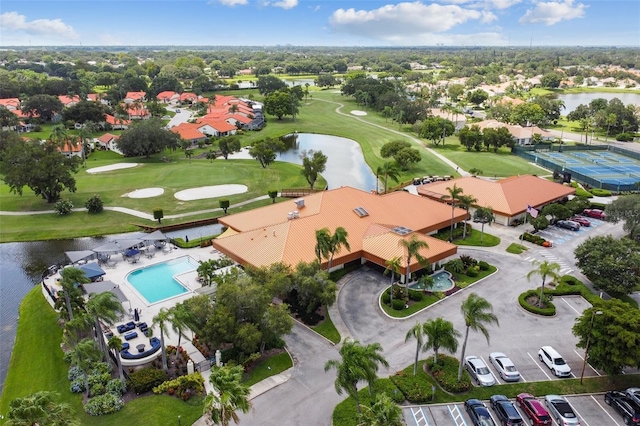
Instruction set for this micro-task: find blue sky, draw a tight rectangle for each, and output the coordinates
[0,0,638,47]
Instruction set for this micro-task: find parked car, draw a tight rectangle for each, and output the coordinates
[516,393,552,426]
[490,395,524,425]
[465,399,497,426]
[176,108,181,113]
[570,216,591,227]
[627,388,640,406]
[489,352,521,382]
[556,220,581,231]
[538,346,572,377]
[545,395,581,425]
[465,356,496,386]
[582,208,606,219]
[605,390,640,425]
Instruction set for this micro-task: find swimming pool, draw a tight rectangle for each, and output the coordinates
[126,256,197,304]
[410,270,455,292]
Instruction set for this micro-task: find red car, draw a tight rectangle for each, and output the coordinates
[582,209,606,219]
[570,216,591,227]
[516,393,552,426]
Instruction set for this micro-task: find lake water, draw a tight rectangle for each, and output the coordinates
[556,91,640,114]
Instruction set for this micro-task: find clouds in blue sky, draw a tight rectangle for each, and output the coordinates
[0,0,637,47]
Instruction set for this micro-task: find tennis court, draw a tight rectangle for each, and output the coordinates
[534,149,640,189]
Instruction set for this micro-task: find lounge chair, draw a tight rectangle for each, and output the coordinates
[124,331,138,341]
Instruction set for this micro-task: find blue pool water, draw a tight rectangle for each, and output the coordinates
[126,256,197,304]
[410,270,455,292]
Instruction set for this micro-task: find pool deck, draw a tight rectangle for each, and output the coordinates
[43,245,221,366]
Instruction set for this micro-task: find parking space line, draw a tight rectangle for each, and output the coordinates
[480,356,500,384]
[573,350,602,376]
[590,395,621,426]
[561,297,581,314]
[567,400,590,426]
[448,405,467,426]
[527,352,552,380]
[410,406,430,426]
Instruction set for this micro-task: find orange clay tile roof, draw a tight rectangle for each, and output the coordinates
[196,117,237,132]
[57,142,82,153]
[179,92,198,101]
[213,186,464,269]
[156,91,177,100]
[0,98,20,109]
[58,95,81,105]
[105,114,131,126]
[97,133,118,143]
[125,91,146,100]
[417,175,575,217]
[170,123,207,141]
[228,114,252,124]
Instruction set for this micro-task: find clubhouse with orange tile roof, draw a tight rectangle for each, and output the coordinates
[417,175,576,226]
[213,186,468,281]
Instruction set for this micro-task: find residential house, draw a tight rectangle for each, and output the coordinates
[170,123,209,144]
[417,175,575,226]
[58,95,82,107]
[178,92,199,104]
[0,98,20,111]
[195,117,237,137]
[104,114,131,130]
[57,141,84,158]
[429,108,467,131]
[474,119,554,145]
[87,93,110,105]
[124,91,146,104]
[96,133,120,151]
[157,91,179,104]
[123,104,150,120]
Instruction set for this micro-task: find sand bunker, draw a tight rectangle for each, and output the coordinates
[126,188,164,198]
[350,110,367,116]
[86,163,139,174]
[174,184,248,201]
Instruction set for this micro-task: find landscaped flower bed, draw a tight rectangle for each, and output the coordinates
[426,355,471,393]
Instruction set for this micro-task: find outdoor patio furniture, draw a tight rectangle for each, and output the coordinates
[122,342,130,351]
[105,331,114,339]
[124,331,138,341]
[136,322,147,329]
[117,321,136,334]
[136,344,146,353]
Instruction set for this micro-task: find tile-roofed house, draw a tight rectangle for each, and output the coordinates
[474,119,554,145]
[57,142,84,158]
[195,117,237,136]
[87,93,109,105]
[170,123,208,143]
[124,104,150,120]
[104,114,131,130]
[429,108,467,130]
[96,133,119,151]
[213,187,465,279]
[179,92,199,103]
[0,98,21,110]
[417,175,575,226]
[58,95,82,107]
[157,91,179,103]
[124,91,146,104]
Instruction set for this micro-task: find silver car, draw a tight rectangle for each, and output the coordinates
[489,352,521,382]
[465,356,496,386]
[627,388,640,406]
[545,395,581,425]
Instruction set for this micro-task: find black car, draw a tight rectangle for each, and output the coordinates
[605,390,640,425]
[465,399,497,426]
[556,220,581,231]
[490,395,524,425]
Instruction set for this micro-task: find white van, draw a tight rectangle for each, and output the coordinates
[538,346,572,377]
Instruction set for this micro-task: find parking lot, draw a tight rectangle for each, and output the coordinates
[535,217,606,247]
[404,393,627,426]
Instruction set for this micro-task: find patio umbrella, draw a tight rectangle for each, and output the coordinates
[85,280,128,304]
[115,238,143,250]
[65,250,95,264]
[92,242,121,254]
[124,249,140,257]
[144,230,166,241]
[79,262,106,280]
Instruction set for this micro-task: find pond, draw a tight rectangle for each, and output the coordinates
[278,133,378,192]
[555,91,640,114]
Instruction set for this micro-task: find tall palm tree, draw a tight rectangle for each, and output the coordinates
[152,307,172,372]
[442,183,464,242]
[63,313,92,348]
[398,235,430,287]
[314,228,332,267]
[328,226,351,270]
[604,113,617,142]
[423,317,460,365]
[4,391,79,426]
[383,256,402,306]
[77,121,97,168]
[357,393,403,426]
[108,336,126,389]
[69,338,102,397]
[526,260,561,308]
[473,207,495,243]
[376,161,400,194]
[48,124,67,148]
[457,194,477,240]
[457,293,499,381]
[86,292,124,361]
[324,339,389,414]
[203,365,251,426]
[168,304,190,361]
[58,267,90,321]
[405,321,425,376]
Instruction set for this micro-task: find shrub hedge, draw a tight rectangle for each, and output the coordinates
[518,289,555,316]
[426,355,471,393]
[575,187,593,198]
[520,232,548,246]
[390,361,435,403]
[84,392,124,416]
[127,367,168,394]
[590,188,612,197]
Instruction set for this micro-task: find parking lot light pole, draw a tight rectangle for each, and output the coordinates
[580,310,603,384]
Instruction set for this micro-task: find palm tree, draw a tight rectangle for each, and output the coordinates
[324,339,389,414]
[58,267,90,321]
[4,391,79,426]
[405,321,425,376]
[376,161,400,194]
[357,393,403,426]
[457,194,477,240]
[526,260,561,308]
[168,304,190,361]
[69,338,102,397]
[315,228,331,267]
[423,317,460,365]
[203,365,252,426]
[86,292,124,361]
[48,123,67,148]
[108,336,126,389]
[473,207,495,243]
[383,256,402,306]
[328,226,351,270]
[457,293,499,381]
[63,313,91,348]
[398,235,430,287]
[152,307,172,372]
[442,183,464,242]
[77,121,97,168]
[604,113,617,142]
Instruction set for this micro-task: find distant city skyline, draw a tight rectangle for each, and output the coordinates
[0,0,638,48]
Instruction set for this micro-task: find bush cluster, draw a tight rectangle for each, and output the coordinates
[616,132,635,142]
[127,367,168,394]
[84,393,124,416]
[390,365,434,403]
[85,194,104,213]
[426,355,471,393]
[153,372,205,399]
[590,188,612,197]
[518,289,556,316]
[54,199,74,215]
[520,232,549,246]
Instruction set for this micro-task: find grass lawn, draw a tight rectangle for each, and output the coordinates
[311,309,341,344]
[242,352,293,387]
[506,243,528,254]
[454,228,501,247]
